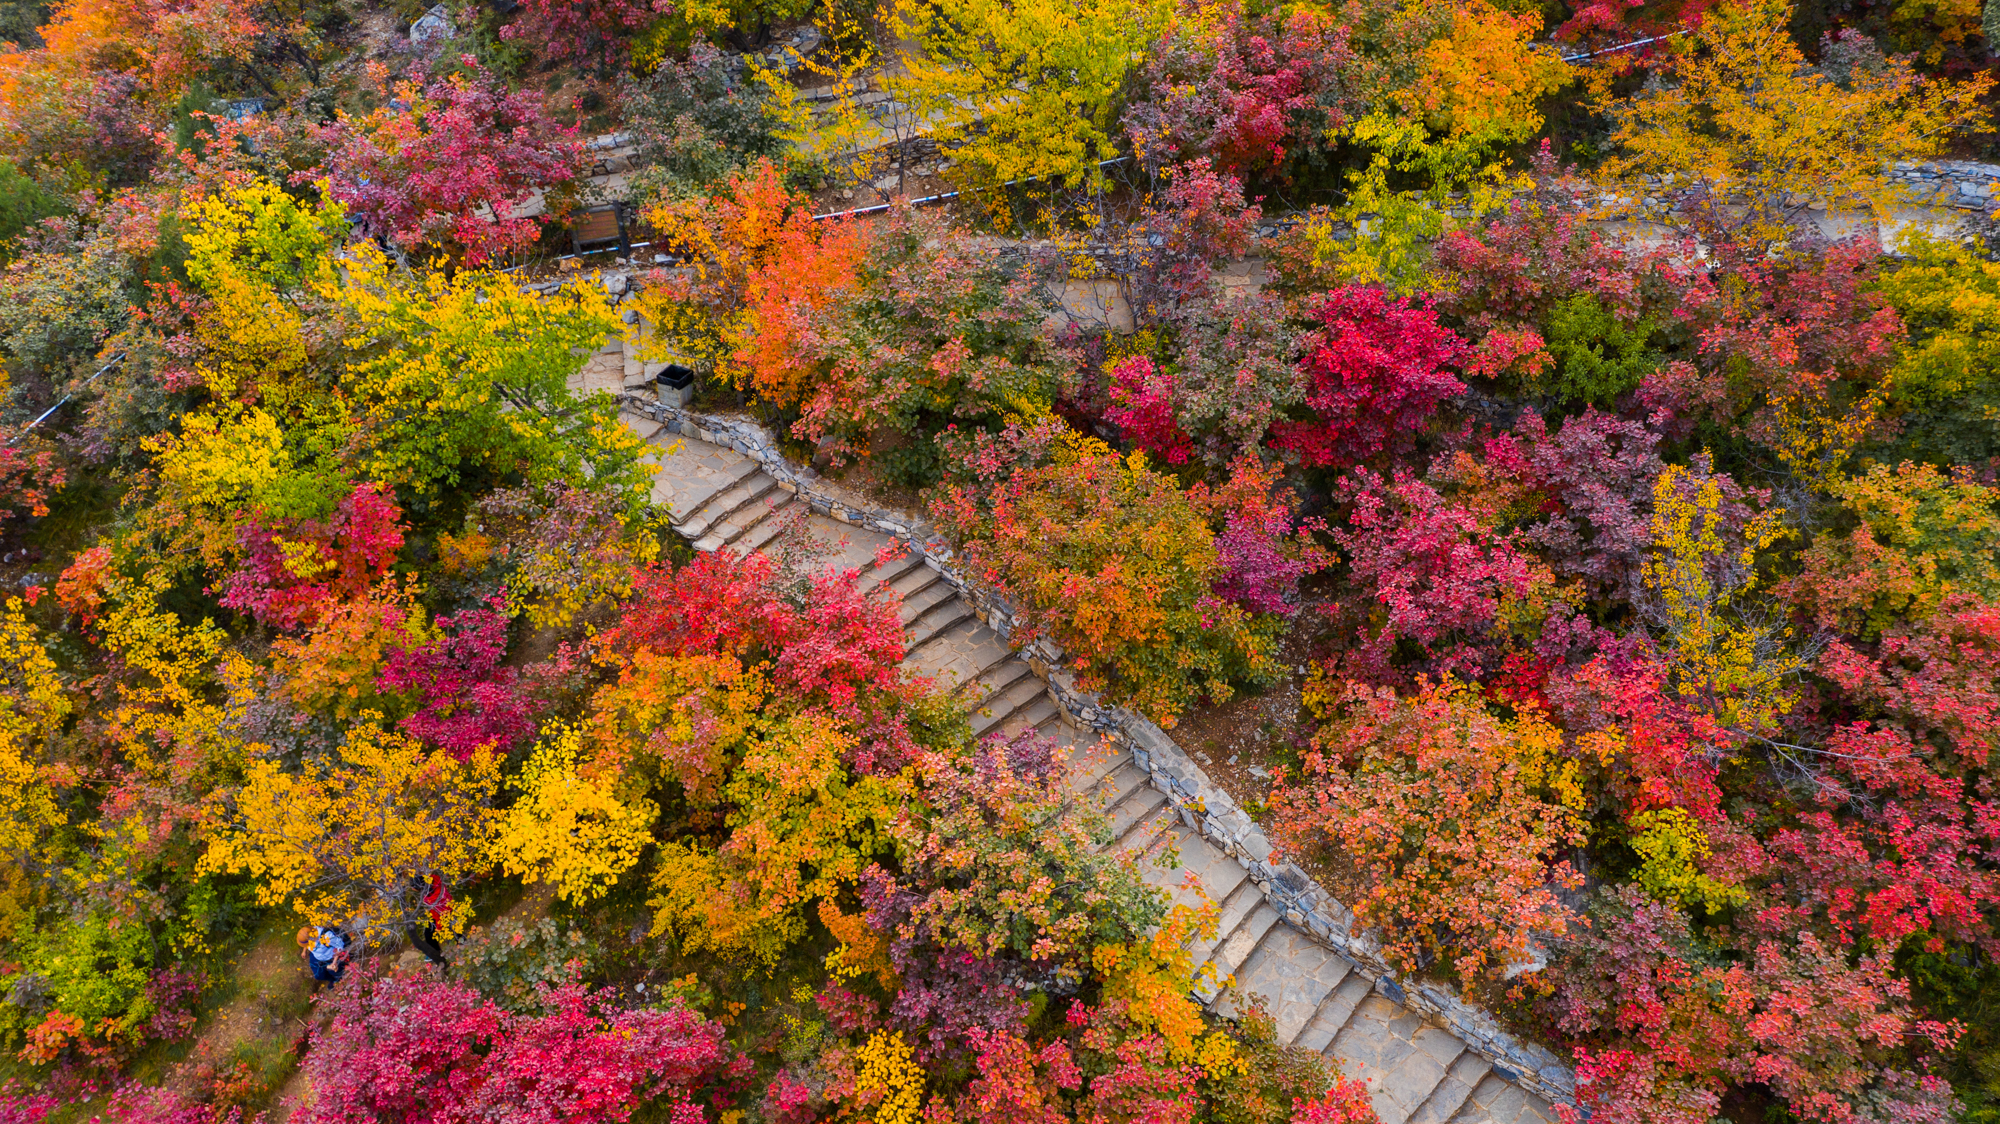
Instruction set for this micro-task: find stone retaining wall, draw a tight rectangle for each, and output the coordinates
[1888,160,2000,212]
[618,392,1578,1107]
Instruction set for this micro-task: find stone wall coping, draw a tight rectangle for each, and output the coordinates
[619,392,1579,1106]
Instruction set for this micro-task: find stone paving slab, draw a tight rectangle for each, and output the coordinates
[646,440,757,520]
[1220,924,1355,1046]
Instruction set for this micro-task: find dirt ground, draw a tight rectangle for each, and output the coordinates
[1167,622,1323,822]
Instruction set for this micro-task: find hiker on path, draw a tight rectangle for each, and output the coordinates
[409,871,450,971]
[301,925,350,989]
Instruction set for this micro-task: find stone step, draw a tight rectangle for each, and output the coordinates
[941,627,1019,687]
[694,500,768,551]
[1189,878,1266,999]
[1120,812,1185,870]
[1180,834,1251,909]
[653,450,759,518]
[1104,785,1169,848]
[1219,925,1355,1047]
[897,578,958,625]
[680,473,779,538]
[1091,760,1153,813]
[713,491,792,548]
[1067,747,1130,796]
[856,549,927,596]
[733,499,806,555]
[1308,972,1376,1056]
[968,658,1036,711]
[970,675,1050,737]
[905,598,974,651]
[1448,1072,1556,1124]
[620,410,662,442]
[1330,994,1471,1124]
[886,560,946,602]
[1202,901,1281,993]
[999,693,1059,738]
[1409,1051,1492,1124]
[1135,825,1219,915]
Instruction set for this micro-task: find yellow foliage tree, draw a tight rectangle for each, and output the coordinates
[181,180,347,412]
[1315,0,1569,291]
[495,724,657,904]
[140,408,292,573]
[1628,807,1747,913]
[0,598,70,934]
[200,722,500,941]
[1643,463,1803,739]
[330,245,649,507]
[647,710,910,965]
[886,0,1175,190]
[1599,0,1993,251]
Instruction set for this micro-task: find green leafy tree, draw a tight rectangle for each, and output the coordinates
[331,245,649,510]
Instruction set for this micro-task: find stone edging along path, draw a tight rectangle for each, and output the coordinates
[618,393,1578,1106]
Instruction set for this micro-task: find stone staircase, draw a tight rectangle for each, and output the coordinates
[632,413,1561,1124]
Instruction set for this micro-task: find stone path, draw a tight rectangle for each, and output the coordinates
[628,413,1560,1124]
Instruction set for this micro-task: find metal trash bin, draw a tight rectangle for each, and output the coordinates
[655,363,696,407]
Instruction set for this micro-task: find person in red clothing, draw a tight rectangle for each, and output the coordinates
[408,871,449,971]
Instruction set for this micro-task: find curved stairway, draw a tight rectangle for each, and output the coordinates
[632,413,1560,1124]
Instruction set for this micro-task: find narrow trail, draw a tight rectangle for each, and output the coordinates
[635,412,1560,1124]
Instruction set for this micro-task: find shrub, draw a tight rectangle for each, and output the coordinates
[930,418,1279,724]
[379,597,536,759]
[1271,677,1586,979]
[1268,286,1466,470]
[1553,886,1962,1124]
[311,63,583,265]
[1123,2,1358,178]
[299,965,751,1124]
[218,483,405,631]
[1792,462,2000,639]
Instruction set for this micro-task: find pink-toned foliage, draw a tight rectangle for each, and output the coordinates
[1125,3,1358,177]
[1193,456,1330,617]
[862,730,1164,1057]
[1553,886,1961,1124]
[1164,294,1305,464]
[604,549,906,712]
[1269,287,1467,470]
[498,0,665,69]
[1431,410,1664,607]
[311,63,584,265]
[1289,1078,1378,1124]
[1106,356,1194,465]
[378,595,534,758]
[1674,239,1906,450]
[218,483,406,631]
[1436,192,1686,339]
[1328,469,1541,683]
[1127,160,1261,323]
[297,965,750,1124]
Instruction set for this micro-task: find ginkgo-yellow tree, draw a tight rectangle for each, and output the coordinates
[1599,0,1993,251]
[200,721,500,941]
[886,0,1175,190]
[0,598,68,937]
[494,724,656,904]
[1642,462,1804,739]
[331,244,649,508]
